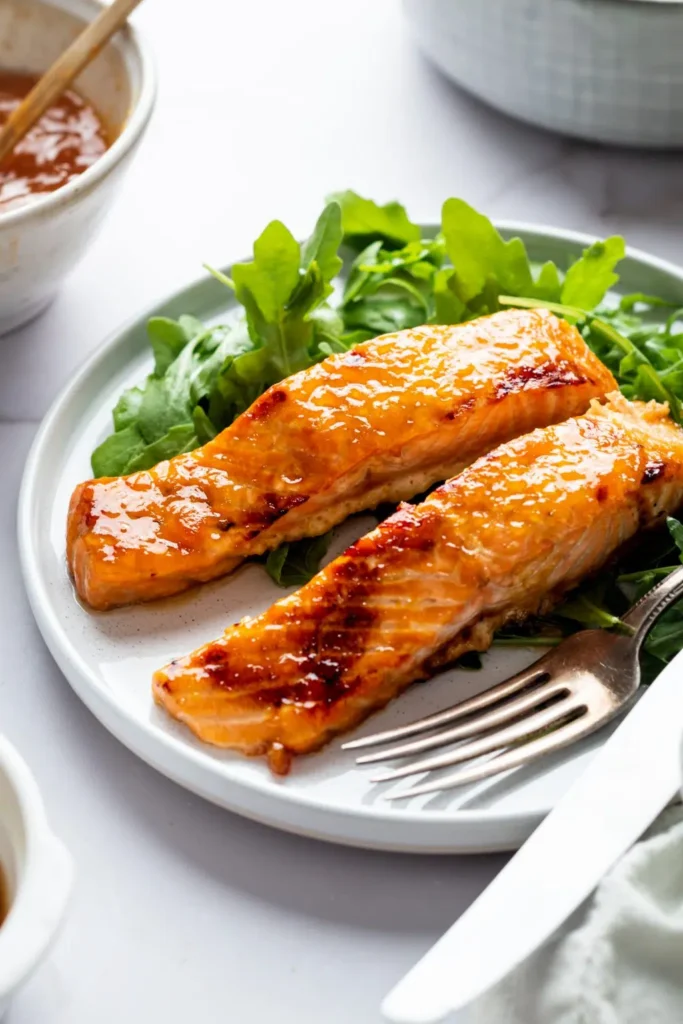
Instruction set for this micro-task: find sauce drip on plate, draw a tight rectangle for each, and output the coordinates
[0,71,110,212]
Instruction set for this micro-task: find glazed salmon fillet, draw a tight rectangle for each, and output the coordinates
[68,309,614,610]
[153,395,683,773]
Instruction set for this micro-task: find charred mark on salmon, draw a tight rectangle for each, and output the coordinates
[443,397,476,421]
[247,388,287,420]
[348,504,436,558]
[299,603,378,704]
[243,492,309,529]
[288,560,381,705]
[195,559,379,707]
[197,644,271,695]
[331,554,378,584]
[199,644,231,672]
[342,349,368,366]
[494,363,587,400]
[596,485,609,502]
[75,488,97,530]
[266,492,308,515]
[642,460,666,484]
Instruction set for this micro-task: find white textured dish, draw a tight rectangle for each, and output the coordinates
[0,737,73,1019]
[18,223,683,854]
[404,0,683,149]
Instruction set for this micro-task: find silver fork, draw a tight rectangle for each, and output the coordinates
[342,564,683,799]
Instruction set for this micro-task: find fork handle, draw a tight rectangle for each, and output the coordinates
[621,562,683,644]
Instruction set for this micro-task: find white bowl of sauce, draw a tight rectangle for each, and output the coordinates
[0,736,73,1018]
[0,0,156,334]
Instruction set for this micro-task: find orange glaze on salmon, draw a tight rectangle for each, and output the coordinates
[153,395,683,773]
[68,309,615,610]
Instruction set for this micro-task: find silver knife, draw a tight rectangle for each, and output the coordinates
[382,654,683,1023]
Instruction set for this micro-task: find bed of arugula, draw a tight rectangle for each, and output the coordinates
[91,191,683,682]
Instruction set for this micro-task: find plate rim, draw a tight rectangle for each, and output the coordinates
[18,220,683,853]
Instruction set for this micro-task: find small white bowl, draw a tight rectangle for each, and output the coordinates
[0,736,72,1019]
[403,0,683,149]
[0,0,156,335]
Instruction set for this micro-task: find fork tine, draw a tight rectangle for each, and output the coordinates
[371,697,585,784]
[355,681,569,765]
[342,658,552,752]
[384,708,607,799]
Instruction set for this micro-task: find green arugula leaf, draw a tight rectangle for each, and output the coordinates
[329,190,420,250]
[550,574,629,634]
[555,590,626,632]
[438,199,566,318]
[301,201,343,283]
[193,405,219,445]
[667,516,683,559]
[91,424,147,478]
[232,203,344,379]
[342,292,426,335]
[531,261,562,302]
[231,220,303,378]
[125,423,199,473]
[341,236,445,334]
[432,267,468,324]
[233,220,301,327]
[112,386,144,432]
[619,293,679,313]
[586,318,683,423]
[560,237,625,309]
[618,567,677,585]
[441,197,534,305]
[264,532,333,587]
[645,609,683,664]
[147,316,197,376]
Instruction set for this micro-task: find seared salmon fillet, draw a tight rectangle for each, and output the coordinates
[153,395,683,772]
[68,309,614,610]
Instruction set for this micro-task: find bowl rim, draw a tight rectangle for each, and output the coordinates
[0,736,73,997]
[0,0,157,231]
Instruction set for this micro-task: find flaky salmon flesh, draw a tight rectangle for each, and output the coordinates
[153,395,683,774]
[68,309,615,609]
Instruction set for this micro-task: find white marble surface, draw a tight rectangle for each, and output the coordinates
[4,0,683,1021]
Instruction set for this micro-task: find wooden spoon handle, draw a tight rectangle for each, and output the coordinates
[0,0,145,166]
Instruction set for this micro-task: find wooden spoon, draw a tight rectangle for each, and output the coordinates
[0,0,145,166]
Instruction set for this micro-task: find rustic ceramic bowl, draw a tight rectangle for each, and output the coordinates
[0,736,73,1019]
[403,0,683,149]
[0,0,156,334]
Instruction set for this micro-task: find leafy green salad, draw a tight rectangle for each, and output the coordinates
[91,190,683,680]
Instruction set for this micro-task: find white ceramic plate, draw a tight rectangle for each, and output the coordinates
[18,223,683,854]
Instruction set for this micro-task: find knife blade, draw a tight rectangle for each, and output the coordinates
[382,655,683,1024]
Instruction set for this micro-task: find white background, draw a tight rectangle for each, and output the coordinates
[5,1,683,1021]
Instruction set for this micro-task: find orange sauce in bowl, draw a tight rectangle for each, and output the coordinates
[0,71,110,213]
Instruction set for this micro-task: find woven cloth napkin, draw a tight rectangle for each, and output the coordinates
[466,806,683,1024]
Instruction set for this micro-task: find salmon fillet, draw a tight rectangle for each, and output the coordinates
[68,309,614,610]
[153,395,683,773]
